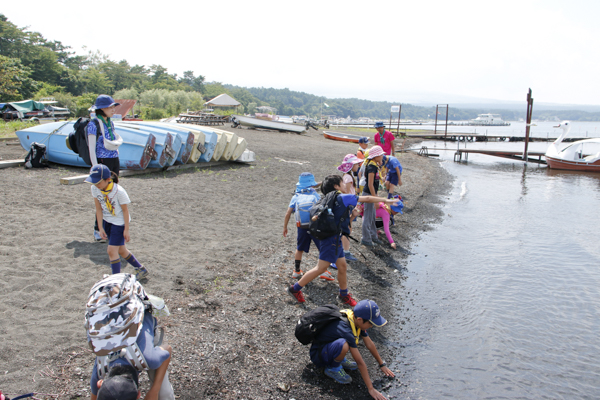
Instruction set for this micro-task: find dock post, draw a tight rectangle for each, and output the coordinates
[524,89,534,161]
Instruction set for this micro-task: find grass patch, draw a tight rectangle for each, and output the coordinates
[0,120,39,138]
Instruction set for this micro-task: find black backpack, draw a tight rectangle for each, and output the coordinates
[308,191,345,240]
[24,142,48,168]
[66,117,98,166]
[295,304,343,345]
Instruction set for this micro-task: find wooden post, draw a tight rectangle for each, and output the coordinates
[434,105,439,134]
[397,105,402,136]
[524,89,534,161]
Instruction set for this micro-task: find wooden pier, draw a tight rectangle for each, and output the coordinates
[453,149,546,164]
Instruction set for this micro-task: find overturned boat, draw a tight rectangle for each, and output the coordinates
[231,115,306,134]
[15,121,157,170]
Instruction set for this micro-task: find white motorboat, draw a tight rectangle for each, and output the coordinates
[231,115,306,134]
[468,113,510,126]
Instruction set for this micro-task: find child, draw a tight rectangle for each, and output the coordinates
[382,155,403,198]
[337,154,363,262]
[360,145,385,247]
[86,164,149,279]
[357,197,404,250]
[286,175,401,306]
[356,137,369,160]
[283,173,333,281]
[374,122,395,156]
[309,299,395,399]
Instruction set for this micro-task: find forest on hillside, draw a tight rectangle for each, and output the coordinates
[1,13,599,122]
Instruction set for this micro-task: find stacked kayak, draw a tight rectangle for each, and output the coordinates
[15,121,250,170]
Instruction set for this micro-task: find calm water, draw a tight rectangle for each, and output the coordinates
[395,121,600,139]
[389,141,600,399]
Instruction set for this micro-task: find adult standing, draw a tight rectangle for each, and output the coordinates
[89,95,121,242]
[373,122,395,156]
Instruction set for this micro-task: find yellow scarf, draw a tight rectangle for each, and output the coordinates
[340,309,361,345]
[100,180,116,216]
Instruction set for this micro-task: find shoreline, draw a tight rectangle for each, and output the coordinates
[0,126,452,399]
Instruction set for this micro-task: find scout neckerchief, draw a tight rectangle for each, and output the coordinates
[97,115,116,141]
[100,180,117,216]
[378,129,385,145]
[340,309,361,345]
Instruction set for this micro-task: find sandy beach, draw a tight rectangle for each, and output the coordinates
[0,124,451,399]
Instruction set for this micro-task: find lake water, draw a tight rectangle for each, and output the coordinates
[395,121,600,139]
[388,140,600,399]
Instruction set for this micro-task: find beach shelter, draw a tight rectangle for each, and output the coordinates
[204,94,241,109]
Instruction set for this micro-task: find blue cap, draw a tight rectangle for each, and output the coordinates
[85,164,111,184]
[354,300,387,327]
[296,172,317,191]
[374,122,385,129]
[358,137,369,144]
[390,200,404,214]
[92,95,120,111]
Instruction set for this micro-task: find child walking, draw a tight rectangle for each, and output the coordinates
[286,175,401,306]
[86,164,149,278]
[360,145,385,247]
[283,173,333,281]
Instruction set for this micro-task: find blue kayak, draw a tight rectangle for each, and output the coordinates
[15,121,157,170]
[114,124,182,168]
[116,121,194,165]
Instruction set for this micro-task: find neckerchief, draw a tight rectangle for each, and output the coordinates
[100,180,116,216]
[97,115,115,141]
[340,309,361,345]
[378,130,385,145]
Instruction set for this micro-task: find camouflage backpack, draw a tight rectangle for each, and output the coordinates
[85,273,149,377]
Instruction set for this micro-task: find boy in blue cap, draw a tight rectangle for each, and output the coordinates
[283,173,333,281]
[381,155,403,199]
[86,164,149,278]
[309,299,395,399]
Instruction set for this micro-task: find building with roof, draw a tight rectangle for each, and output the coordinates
[204,94,241,109]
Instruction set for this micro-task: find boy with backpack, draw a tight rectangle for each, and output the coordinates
[300,300,395,399]
[283,173,333,281]
[286,175,401,306]
[86,273,174,400]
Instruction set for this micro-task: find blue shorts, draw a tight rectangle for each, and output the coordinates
[386,171,399,185]
[318,235,344,263]
[103,220,125,246]
[310,338,346,367]
[297,227,320,253]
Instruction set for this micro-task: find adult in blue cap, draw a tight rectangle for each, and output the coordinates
[89,95,122,242]
[374,122,395,156]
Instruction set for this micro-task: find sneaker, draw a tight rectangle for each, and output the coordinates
[329,262,337,270]
[292,270,303,279]
[360,239,374,247]
[324,365,352,384]
[93,230,106,243]
[319,271,335,281]
[341,357,358,370]
[339,293,357,306]
[344,251,358,261]
[134,266,149,280]
[372,238,383,245]
[287,286,305,303]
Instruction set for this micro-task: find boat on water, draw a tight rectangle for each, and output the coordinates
[15,121,156,170]
[545,121,600,172]
[468,113,510,126]
[323,131,363,143]
[231,115,306,134]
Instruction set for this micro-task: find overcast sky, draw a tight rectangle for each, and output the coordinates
[3,0,599,106]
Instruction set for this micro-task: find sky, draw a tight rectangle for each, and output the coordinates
[3,0,600,106]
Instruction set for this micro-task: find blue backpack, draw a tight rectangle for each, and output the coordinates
[294,190,319,229]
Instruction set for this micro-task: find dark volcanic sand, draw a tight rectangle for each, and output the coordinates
[0,125,451,399]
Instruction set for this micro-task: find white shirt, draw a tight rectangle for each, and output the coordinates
[91,183,131,226]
